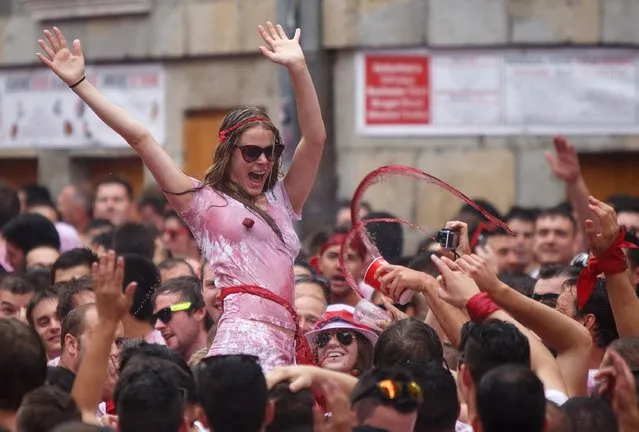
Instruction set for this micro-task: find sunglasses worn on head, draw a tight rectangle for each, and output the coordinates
[352,379,424,405]
[151,302,192,326]
[315,330,355,348]
[236,144,285,163]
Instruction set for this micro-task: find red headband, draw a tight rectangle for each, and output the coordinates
[319,232,367,261]
[218,116,270,142]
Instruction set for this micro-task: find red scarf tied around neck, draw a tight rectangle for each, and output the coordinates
[576,227,637,310]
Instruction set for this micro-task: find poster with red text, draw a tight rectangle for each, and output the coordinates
[362,53,430,127]
[356,49,639,136]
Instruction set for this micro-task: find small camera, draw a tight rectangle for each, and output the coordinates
[436,228,460,250]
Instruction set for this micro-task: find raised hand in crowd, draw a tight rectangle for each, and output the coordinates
[443,220,472,257]
[545,136,582,185]
[545,136,597,248]
[258,22,305,69]
[258,20,325,214]
[37,26,195,213]
[597,350,639,432]
[431,255,480,309]
[72,251,135,424]
[586,196,639,338]
[473,244,499,275]
[436,252,569,396]
[455,253,501,294]
[37,27,85,87]
[92,251,136,325]
[461,253,591,396]
[585,196,623,257]
[312,380,351,432]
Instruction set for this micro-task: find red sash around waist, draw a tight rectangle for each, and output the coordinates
[219,285,316,367]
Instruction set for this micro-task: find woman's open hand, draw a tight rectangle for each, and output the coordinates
[36,27,85,86]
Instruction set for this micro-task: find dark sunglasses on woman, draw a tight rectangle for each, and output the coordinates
[315,330,355,348]
[236,144,285,163]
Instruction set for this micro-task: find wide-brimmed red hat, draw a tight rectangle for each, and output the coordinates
[305,304,378,347]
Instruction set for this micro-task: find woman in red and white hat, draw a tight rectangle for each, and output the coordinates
[305,304,377,377]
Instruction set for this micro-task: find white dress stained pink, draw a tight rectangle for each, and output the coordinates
[179,178,302,372]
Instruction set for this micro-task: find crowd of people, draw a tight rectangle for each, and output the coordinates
[1,22,639,432]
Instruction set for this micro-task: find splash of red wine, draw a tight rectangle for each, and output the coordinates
[341,166,514,298]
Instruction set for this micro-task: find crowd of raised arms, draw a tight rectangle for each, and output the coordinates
[0,22,638,432]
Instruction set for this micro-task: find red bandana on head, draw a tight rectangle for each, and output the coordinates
[309,232,367,273]
[576,227,638,310]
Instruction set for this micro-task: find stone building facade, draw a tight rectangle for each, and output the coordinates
[0,0,638,245]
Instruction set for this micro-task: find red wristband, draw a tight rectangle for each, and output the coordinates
[577,227,637,310]
[466,292,500,322]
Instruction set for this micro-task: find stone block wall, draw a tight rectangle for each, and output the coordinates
[0,0,636,246]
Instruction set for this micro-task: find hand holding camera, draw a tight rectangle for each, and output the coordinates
[435,221,472,258]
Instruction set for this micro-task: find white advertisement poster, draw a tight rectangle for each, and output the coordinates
[0,64,165,149]
[356,49,639,136]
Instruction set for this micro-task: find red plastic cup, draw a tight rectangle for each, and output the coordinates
[364,257,388,290]
[364,257,412,305]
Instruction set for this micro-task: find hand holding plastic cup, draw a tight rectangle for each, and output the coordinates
[364,257,413,305]
[354,299,392,332]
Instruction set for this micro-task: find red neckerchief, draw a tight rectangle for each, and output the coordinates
[105,400,116,415]
[577,227,637,310]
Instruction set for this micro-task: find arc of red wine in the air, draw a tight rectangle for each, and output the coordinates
[342,165,514,298]
[339,217,432,299]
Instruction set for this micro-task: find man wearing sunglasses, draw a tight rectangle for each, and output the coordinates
[350,367,421,432]
[531,264,581,309]
[151,276,212,362]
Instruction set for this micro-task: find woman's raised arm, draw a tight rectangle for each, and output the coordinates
[37,27,194,212]
[257,22,326,215]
